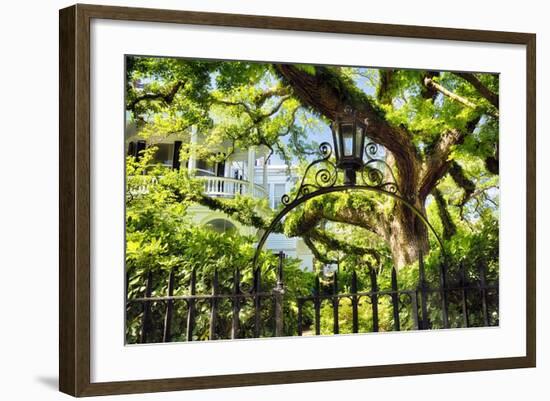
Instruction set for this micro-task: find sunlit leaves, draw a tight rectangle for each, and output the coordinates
[126,56,500,273]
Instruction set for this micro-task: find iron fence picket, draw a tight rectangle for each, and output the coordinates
[390,267,400,331]
[209,269,219,340]
[139,271,153,343]
[459,262,470,328]
[162,268,176,342]
[332,272,339,334]
[410,291,420,330]
[274,252,285,337]
[297,299,303,336]
[231,267,240,339]
[439,258,450,328]
[479,262,490,326]
[186,267,196,341]
[369,265,379,332]
[418,251,430,330]
[351,271,359,333]
[314,276,321,336]
[254,267,262,338]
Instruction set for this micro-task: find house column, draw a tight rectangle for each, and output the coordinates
[247,146,256,195]
[188,127,198,174]
[263,156,268,196]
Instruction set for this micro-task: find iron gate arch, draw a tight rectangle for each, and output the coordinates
[252,141,445,269]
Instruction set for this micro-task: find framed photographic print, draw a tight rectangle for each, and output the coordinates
[59,4,536,397]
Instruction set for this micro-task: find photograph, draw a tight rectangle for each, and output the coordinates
[124,56,500,344]
[54,3,537,396]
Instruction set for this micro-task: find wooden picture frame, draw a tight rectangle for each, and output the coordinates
[59,3,536,397]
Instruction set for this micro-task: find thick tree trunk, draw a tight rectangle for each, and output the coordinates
[384,200,429,269]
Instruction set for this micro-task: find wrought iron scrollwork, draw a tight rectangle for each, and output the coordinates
[279,141,401,207]
[360,141,401,194]
[281,142,338,206]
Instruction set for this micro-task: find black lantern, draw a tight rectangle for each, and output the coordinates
[331,106,367,185]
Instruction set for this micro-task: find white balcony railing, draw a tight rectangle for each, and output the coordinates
[128,175,267,200]
[198,176,267,199]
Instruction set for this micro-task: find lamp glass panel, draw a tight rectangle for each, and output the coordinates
[341,123,354,156]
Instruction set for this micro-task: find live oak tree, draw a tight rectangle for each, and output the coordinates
[126,57,499,269]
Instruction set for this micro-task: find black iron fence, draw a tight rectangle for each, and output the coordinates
[126,252,498,344]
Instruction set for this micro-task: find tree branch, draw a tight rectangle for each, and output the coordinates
[166,179,282,233]
[423,76,498,118]
[284,195,385,253]
[418,128,464,201]
[126,80,185,113]
[448,161,476,207]
[293,194,385,238]
[253,86,292,105]
[420,71,440,101]
[308,228,381,262]
[197,196,277,230]
[485,142,499,175]
[302,235,337,264]
[454,72,499,109]
[255,95,292,122]
[213,98,253,114]
[432,188,457,240]
[377,69,396,105]
[418,117,481,201]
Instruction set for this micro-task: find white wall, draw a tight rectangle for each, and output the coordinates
[0,0,546,400]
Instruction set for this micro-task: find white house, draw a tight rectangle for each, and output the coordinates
[126,125,314,271]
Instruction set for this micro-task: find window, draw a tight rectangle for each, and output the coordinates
[273,183,286,208]
[151,143,174,166]
[196,158,215,175]
[205,219,236,234]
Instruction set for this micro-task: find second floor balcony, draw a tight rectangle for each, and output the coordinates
[197,174,268,199]
[127,136,271,201]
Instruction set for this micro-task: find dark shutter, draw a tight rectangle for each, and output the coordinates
[127,141,136,157]
[216,160,225,177]
[136,140,146,161]
[172,141,182,169]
